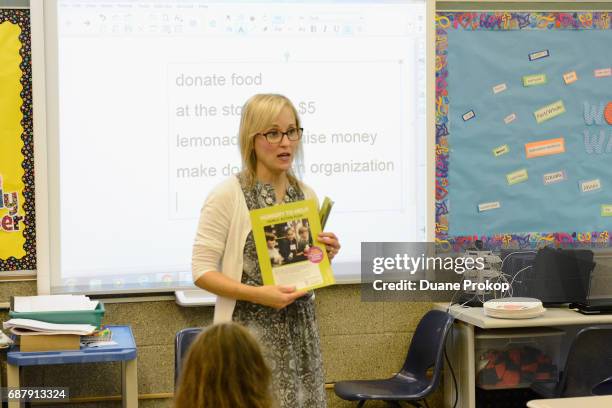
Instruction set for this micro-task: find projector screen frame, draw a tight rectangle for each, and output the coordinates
[31,0,436,295]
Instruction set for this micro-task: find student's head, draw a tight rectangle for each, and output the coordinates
[265,232,277,249]
[174,322,274,408]
[286,227,295,240]
[239,94,303,185]
[298,226,309,240]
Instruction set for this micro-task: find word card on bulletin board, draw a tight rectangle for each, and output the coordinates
[0,9,35,272]
[435,12,612,252]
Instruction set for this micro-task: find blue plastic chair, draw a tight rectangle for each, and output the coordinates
[531,325,612,398]
[334,310,454,408]
[174,327,203,387]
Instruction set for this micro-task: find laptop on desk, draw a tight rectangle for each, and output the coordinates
[570,298,612,315]
[563,250,612,314]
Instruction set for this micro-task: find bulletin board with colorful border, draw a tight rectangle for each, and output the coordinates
[435,12,612,252]
[0,8,35,272]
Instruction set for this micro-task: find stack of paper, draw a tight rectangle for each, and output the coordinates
[3,319,96,336]
[13,295,98,312]
[483,297,546,319]
[6,295,102,352]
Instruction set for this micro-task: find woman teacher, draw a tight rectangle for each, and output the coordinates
[192,94,341,407]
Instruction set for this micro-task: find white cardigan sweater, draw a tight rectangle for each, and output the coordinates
[191,176,318,323]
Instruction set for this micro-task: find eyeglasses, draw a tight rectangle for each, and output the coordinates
[257,127,303,144]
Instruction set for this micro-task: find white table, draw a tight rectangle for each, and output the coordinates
[436,304,612,408]
[527,395,612,407]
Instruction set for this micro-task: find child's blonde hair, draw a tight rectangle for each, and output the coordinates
[174,322,274,408]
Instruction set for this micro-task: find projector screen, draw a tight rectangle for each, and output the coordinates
[33,0,431,294]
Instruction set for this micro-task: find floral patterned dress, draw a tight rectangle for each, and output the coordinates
[232,174,326,408]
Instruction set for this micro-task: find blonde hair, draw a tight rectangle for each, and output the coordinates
[174,323,274,408]
[238,94,303,187]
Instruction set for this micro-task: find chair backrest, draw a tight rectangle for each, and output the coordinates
[399,310,454,392]
[558,325,612,397]
[174,327,203,388]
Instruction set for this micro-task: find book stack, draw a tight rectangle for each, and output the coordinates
[3,295,103,352]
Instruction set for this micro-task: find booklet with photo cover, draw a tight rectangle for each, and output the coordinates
[250,199,335,291]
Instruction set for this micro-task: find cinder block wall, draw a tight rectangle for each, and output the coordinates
[0,282,442,408]
[589,256,612,298]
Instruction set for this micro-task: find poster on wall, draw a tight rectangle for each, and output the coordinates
[435,12,612,252]
[0,9,35,272]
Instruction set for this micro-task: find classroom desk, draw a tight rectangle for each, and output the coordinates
[6,325,137,408]
[527,395,612,408]
[435,304,612,408]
